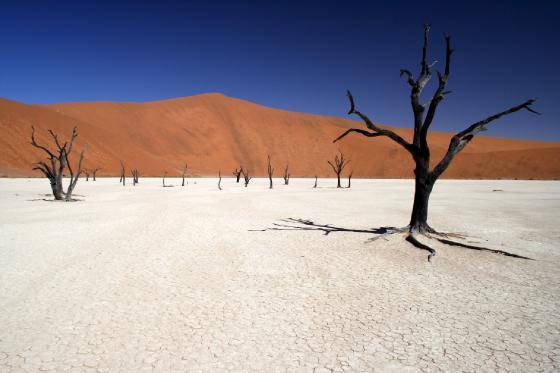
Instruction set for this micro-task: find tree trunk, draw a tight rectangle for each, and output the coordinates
[336,173,341,188]
[409,159,434,233]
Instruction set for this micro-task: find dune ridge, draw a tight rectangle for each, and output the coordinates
[0,93,558,179]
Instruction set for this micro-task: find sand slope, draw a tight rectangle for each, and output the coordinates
[0,93,559,178]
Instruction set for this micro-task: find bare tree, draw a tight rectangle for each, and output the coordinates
[163,171,167,187]
[267,155,274,189]
[218,170,222,190]
[30,126,86,201]
[119,161,125,186]
[241,167,252,187]
[182,163,188,186]
[283,165,290,185]
[131,169,139,185]
[347,171,353,188]
[334,25,538,260]
[83,168,90,181]
[92,168,100,181]
[313,176,318,188]
[327,152,350,188]
[232,167,242,183]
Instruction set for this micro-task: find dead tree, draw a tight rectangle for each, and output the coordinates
[119,161,125,186]
[283,165,290,185]
[218,170,222,190]
[131,169,139,185]
[334,25,538,261]
[313,176,318,188]
[241,167,252,187]
[267,155,274,189]
[347,171,353,188]
[92,168,100,181]
[232,167,242,183]
[83,168,90,181]
[182,163,188,186]
[327,152,350,188]
[163,171,167,187]
[30,126,86,201]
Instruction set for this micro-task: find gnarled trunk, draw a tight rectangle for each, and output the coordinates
[409,159,434,233]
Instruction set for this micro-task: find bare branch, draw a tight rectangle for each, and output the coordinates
[333,128,382,143]
[431,99,538,180]
[30,126,55,158]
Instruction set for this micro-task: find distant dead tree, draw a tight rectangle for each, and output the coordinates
[30,126,86,201]
[218,170,222,190]
[313,176,318,188]
[267,155,274,189]
[83,168,90,181]
[283,165,290,185]
[232,167,242,183]
[327,152,350,188]
[241,167,252,187]
[119,161,125,186]
[163,171,167,187]
[131,169,139,185]
[92,168,100,181]
[347,171,353,188]
[334,25,538,261]
[182,163,188,186]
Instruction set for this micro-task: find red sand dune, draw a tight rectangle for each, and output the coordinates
[0,93,559,179]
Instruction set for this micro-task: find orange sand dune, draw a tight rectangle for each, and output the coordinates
[0,93,558,178]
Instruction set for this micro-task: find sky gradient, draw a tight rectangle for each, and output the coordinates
[1,0,558,140]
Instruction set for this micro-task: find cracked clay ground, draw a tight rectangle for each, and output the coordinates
[0,178,559,372]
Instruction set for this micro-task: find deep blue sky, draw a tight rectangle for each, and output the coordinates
[1,1,559,140]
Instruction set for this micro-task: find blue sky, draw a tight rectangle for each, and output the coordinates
[1,0,558,140]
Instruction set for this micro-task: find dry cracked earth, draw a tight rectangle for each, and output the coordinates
[0,178,559,372]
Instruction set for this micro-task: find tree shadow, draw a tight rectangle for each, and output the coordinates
[252,218,533,261]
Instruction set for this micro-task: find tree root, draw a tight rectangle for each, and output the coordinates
[406,234,437,262]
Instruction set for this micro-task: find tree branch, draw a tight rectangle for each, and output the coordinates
[431,99,538,180]
[333,128,382,143]
[340,91,415,154]
[30,126,55,158]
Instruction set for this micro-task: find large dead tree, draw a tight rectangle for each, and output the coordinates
[334,25,538,261]
[182,163,188,186]
[30,126,86,201]
[267,155,274,189]
[233,167,242,183]
[241,167,252,187]
[283,165,290,185]
[327,152,350,188]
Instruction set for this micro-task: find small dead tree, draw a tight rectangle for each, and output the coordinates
[334,25,538,261]
[131,169,139,185]
[92,168,100,181]
[232,167,242,183]
[119,161,126,186]
[283,165,290,185]
[241,167,252,187]
[267,155,274,189]
[83,168,90,181]
[218,170,222,190]
[313,176,318,188]
[347,171,353,188]
[327,152,350,188]
[182,163,188,186]
[163,171,167,187]
[30,126,86,201]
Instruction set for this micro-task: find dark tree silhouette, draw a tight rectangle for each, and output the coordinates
[327,152,350,188]
[182,163,188,186]
[218,170,222,190]
[283,165,290,185]
[347,171,353,188]
[83,168,90,181]
[92,168,100,181]
[241,167,252,187]
[334,25,538,260]
[119,161,126,186]
[232,167,242,183]
[313,176,318,188]
[131,169,139,185]
[30,126,86,201]
[267,155,274,189]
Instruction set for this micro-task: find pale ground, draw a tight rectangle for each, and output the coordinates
[0,177,559,372]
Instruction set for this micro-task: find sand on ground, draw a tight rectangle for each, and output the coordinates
[0,178,559,372]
